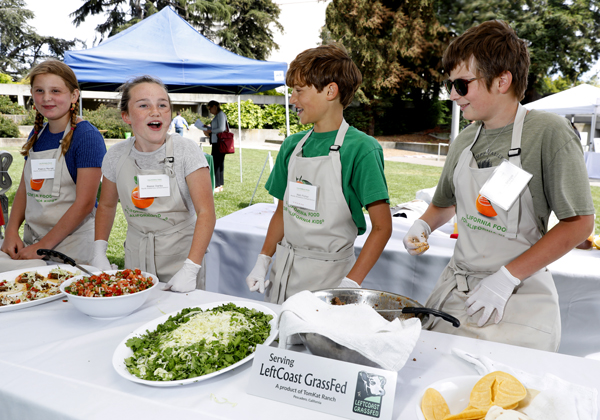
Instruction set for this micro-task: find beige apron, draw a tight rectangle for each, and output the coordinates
[266,120,357,304]
[424,104,561,351]
[19,123,94,265]
[116,135,204,287]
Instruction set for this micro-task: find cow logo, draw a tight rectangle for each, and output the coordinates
[352,371,386,417]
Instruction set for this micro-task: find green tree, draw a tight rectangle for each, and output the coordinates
[324,0,449,134]
[435,0,600,102]
[71,0,282,60]
[0,0,82,78]
[217,0,283,61]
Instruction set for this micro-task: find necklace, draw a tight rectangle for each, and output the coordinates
[482,122,509,155]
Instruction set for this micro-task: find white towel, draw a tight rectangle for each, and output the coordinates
[278,290,421,371]
[452,348,598,420]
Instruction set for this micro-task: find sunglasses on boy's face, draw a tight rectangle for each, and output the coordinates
[444,78,480,96]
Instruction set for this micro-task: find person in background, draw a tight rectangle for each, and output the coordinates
[170,111,189,136]
[201,100,228,193]
[403,20,595,351]
[91,75,215,292]
[0,60,106,271]
[245,43,392,304]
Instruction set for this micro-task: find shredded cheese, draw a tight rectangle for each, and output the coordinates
[161,311,251,349]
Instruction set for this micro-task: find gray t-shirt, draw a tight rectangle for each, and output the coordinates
[102,134,208,215]
[209,110,227,144]
[433,109,595,235]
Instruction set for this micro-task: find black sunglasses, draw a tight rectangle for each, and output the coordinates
[444,78,480,96]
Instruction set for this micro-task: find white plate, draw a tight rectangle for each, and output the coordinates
[112,300,279,387]
[0,264,89,313]
[415,375,481,420]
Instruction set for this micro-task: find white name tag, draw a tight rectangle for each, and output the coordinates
[138,174,171,198]
[248,345,397,419]
[288,181,318,211]
[479,160,533,212]
[31,159,56,179]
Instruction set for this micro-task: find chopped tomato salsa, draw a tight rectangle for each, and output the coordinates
[64,269,154,298]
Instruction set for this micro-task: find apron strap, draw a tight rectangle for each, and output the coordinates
[36,123,71,198]
[328,119,349,191]
[163,134,176,177]
[115,138,137,180]
[504,104,527,238]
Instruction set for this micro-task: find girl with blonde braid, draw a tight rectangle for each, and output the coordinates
[0,60,106,271]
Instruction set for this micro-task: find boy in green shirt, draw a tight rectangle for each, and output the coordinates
[245,44,392,304]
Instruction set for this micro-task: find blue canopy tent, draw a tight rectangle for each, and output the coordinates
[64,6,289,181]
[64,6,287,95]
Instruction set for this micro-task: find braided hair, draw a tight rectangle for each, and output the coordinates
[21,60,80,157]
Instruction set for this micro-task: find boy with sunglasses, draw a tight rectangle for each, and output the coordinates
[403,20,594,351]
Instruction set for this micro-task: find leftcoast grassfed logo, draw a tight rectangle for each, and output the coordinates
[352,371,386,418]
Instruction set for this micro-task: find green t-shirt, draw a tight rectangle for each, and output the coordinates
[433,109,595,235]
[265,126,389,235]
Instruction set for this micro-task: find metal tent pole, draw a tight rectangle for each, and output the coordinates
[285,85,290,137]
[238,96,242,182]
[591,103,599,152]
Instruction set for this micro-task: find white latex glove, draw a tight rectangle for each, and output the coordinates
[465,266,520,326]
[90,240,115,271]
[402,219,431,256]
[246,254,272,293]
[166,258,201,293]
[338,277,361,288]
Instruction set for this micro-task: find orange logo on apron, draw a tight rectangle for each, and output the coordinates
[131,186,154,209]
[131,177,154,209]
[476,194,497,217]
[30,179,44,190]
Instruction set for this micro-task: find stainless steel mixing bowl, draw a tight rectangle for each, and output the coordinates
[297,288,460,369]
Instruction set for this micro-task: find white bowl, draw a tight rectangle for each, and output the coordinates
[59,270,160,319]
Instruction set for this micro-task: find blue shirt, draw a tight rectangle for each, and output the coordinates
[27,121,106,183]
[171,115,189,130]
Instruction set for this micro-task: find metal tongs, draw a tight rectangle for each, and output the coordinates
[37,249,96,276]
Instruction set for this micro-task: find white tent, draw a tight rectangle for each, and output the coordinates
[524,84,600,150]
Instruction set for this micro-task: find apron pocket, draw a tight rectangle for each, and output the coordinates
[154,230,194,257]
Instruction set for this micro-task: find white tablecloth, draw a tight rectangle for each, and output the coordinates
[585,151,600,179]
[1,288,599,420]
[205,203,600,358]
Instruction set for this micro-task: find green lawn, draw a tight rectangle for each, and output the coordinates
[2,144,600,267]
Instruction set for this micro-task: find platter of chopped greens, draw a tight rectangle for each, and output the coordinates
[112,300,278,386]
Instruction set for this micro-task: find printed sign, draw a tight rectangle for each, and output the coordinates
[248,345,397,419]
[138,174,171,198]
[31,159,56,179]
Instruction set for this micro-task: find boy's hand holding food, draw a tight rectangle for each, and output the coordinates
[403,219,431,255]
